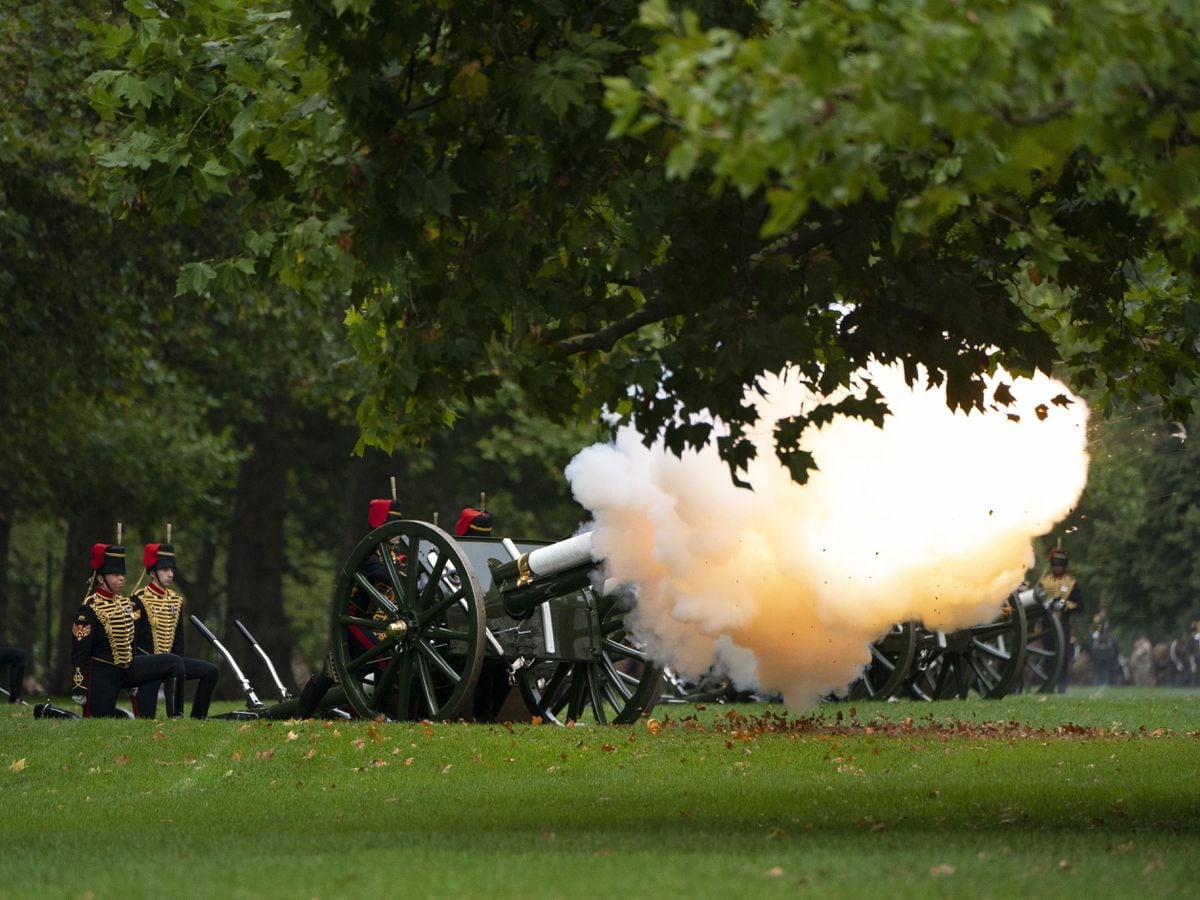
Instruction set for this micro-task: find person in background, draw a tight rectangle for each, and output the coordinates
[0,643,29,705]
[455,506,493,538]
[1037,546,1084,694]
[295,498,405,718]
[70,542,185,718]
[1086,611,1121,686]
[131,541,219,718]
[454,503,510,719]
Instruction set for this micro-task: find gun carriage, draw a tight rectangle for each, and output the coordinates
[201,519,662,724]
[196,517,1061,718]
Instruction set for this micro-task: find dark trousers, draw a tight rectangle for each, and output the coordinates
[83,654,186,718]
[1,646,28,702]
[137,657,220,719]
[1057,628,1075,694]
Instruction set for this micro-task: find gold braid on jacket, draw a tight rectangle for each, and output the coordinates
[84,592,136,667]
[139,586,184,655]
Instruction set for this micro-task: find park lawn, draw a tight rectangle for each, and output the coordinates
[1,689,1197,899]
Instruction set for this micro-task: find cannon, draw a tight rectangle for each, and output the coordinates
[196,519,658,725]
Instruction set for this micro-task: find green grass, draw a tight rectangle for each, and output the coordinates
[2,688,1198,899]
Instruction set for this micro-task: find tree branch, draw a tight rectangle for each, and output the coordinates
[559,221,846,356]
[559,290,674,355]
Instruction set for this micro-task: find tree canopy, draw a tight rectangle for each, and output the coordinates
[85,0,1200,486]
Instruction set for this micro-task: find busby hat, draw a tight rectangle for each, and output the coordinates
[143,543,178,572]
[368,499,404,530]
[91,543,126,575]
[1048,546,1069,563]
[455,507,493,537]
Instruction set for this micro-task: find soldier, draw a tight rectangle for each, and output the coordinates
[71,542,186,717]
[1037,546,1084,694]
[454,505,493,538]
[0,643,29,705]
[131,541,219,719]
[454,503,510,719]
[295,498,404,718]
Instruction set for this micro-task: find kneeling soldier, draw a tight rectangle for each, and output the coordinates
[71,542,185,718]
[132,540,219,719]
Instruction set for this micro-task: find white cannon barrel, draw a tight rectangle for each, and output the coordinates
[524,532,595,580]
[489,531,599,615]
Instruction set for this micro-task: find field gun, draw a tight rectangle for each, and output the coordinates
[316,519,661,725]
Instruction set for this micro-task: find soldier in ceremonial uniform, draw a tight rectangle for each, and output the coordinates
[71,543,186,717]
[131,541,219,718]
[295,498,405,718]
[1038,546,1084,694]
[455,505,493,538]
[455,503,511,719]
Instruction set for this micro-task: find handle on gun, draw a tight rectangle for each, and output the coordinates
[189,615,263,708]
[234,619,292,701]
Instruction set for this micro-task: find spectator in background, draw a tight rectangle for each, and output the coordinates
[1127,635,1154,686]
[1086,613,1121,686]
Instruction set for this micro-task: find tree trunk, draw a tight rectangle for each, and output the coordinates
[0,499,10,640]
[224,415,293,701]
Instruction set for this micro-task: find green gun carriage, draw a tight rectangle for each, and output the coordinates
[320,519,662,724]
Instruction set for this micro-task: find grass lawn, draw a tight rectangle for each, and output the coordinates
[1,687,1198,898]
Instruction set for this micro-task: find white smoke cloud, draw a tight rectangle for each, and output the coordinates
[565,362,1090,709]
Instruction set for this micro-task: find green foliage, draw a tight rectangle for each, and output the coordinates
[84,0,1200,491]
[608,0,1200,438]
[1060,397,1200,640]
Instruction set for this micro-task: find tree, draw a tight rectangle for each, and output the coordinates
[85,0,1200,489]
[1055,396,1200,643]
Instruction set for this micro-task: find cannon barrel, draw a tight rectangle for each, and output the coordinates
[489,531,599,617]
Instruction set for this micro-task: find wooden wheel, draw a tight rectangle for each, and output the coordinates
[848,621,918,701]
[329,520,485,721]
[1018,597,1065,693]
[907,596,1028,700]
[516,592,662,725]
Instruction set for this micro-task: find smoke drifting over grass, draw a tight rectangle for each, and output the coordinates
[565,364,1089,709]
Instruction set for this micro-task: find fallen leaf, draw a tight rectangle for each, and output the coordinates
[9,758,26,772]
[766,867,785,877]
[114,754,131,766]
[930,864,956,877]
[286,731,299,741]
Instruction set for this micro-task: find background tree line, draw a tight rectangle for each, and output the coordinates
[4,1,1200,698]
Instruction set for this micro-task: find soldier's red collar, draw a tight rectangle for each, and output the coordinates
[96,587,115,599]
[147,582,168,597]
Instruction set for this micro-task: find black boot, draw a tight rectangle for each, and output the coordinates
[296,672,335,718]
[34,702,79,719]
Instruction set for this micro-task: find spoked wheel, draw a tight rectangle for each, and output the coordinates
[848,621,918,701]
[517,592,662,725]
[329,520,485,721]
[907,597,1028,700]
[1019,601,1065,693]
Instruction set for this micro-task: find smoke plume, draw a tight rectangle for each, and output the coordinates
[564,363,1089,709]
